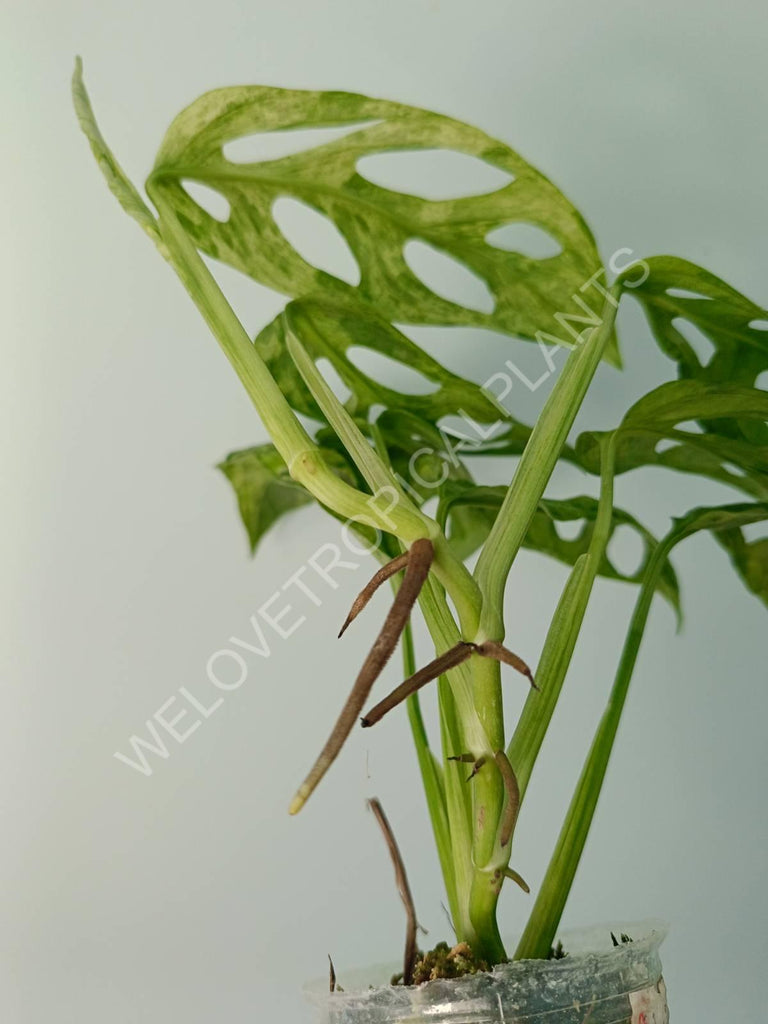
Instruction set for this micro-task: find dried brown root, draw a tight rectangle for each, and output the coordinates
[475,640,537,689]
[494,749,521,848]
[361,637,533,730]
[466,756,487,781]
[368,798,418,987]
[361,641,475,728]
[446,752,487,781]
[337,551,410,638]
[289,539,433,815]
[504,867,530,893]
[328,955,337,993]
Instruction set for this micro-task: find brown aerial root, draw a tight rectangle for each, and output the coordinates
[361,642,475,727]
[328,955,337,993]
[504,867,530,893]
[494,750,521,848]
[289,538,434,815]
[368,798,418,987]
[337,551,410,638]
[362,639,534,730]
[475,641,537,690]
[447,752,486,781]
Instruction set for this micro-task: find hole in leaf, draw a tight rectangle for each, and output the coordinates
[404,240,495,314]
[756,371,768,391]
[395,325,488,380]
[553,518,586,542]
[357,149,513,200]
[742,521,768,542]
[607,525,645,577]
[655,438,682,455]
[675,419,705,434]
[346,347,440,395]
[181,180,231,222]
[749,319,768,332]
[672,317,716,366]
[421,495,441,517]
[201,254,286,337]
[398,324,545,408]
[315,357,353,405]
[666,287,712,301]
[224,121,380,163]
[485,223,563,260]
[272,197,360,285]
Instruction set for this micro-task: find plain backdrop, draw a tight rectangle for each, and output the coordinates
[3,0,767,1021]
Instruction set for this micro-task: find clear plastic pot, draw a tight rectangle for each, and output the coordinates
[309,921,668,1024]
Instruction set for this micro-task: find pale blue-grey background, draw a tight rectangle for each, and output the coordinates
[3,0,767,1020]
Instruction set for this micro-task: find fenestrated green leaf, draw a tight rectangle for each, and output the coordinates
[218,443,354,552]
[516,499,768,961]
[390,263,768,496]
[147,83,618,361]
[572,377,768,607]
[578,430,768,498]
[575,380,768,500]
[524,495,681,616]
[622,379,768,432]
[625,256,768,445]
[255,297,507,424]
[437,482,681,613]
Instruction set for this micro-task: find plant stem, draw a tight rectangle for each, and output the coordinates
[291,330,483,633]
[414,577,489,946]
[461,298,620,960]
[372,424,486,949]
[467,653,508,962]
[506,557,591,799]
[514,475,662,960]
[463,436,617,963]
[437,675,478,947]
[514,500,768,959]
[474,289,621,640]
[401,620,460,928]
[508,434,618,801]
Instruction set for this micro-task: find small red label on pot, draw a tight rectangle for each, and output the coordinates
[629,978,668,1024]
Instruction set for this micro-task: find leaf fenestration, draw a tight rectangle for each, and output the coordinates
[627,257,768,401]
[148,84,617,361]
[256,298,507,424]
[437,483,682,615]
